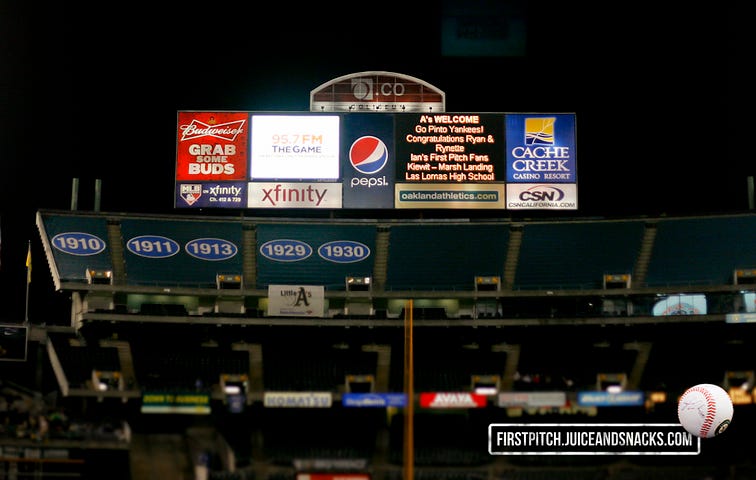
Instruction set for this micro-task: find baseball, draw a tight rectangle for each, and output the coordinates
[678,383,733,438]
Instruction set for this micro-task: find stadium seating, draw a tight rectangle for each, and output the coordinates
[8,209,755,480]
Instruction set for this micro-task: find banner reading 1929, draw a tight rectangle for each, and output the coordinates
[174,111,577,211]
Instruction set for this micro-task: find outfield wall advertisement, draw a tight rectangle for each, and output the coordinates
[175,111,577,210]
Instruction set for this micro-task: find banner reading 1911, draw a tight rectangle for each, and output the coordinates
[174,111,577,211]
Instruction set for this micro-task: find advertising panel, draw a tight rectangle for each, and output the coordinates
[176,111,249,208]
[263,391,333,408]
[310,71,444,113]
[249,115,340,179]
[342,393,407,407]
[247,182,343,209]
[394,113,506,209]
[419,392,488,408]
[506,183,577,210]
[577,391,645,407]
[176,112,248,181]
[341,114,395,208]
[267,285,325,317]
[175,111,577,211]
[296,474,370,480]
[497,391,567,408]
[141,391,211,414]
[505,114,577,183]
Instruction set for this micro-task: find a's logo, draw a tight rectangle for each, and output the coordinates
[291,287,311,307]
[524,117,556,146]
[180,184,202,205]
[351,78,373,100]
[349,136,388,174]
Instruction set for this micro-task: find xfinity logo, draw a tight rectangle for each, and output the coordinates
[247,182,342,209]
[261,185,328,206]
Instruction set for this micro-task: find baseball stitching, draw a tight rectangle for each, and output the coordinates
[689,385,716,437]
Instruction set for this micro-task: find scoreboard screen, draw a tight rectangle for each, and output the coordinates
[175,111,577,210]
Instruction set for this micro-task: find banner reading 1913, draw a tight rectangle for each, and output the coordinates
[175,111,577,211]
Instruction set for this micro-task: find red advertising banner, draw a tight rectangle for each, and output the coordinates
[296,474,370,480]
[176,112,248,181]
[419,392,488,408]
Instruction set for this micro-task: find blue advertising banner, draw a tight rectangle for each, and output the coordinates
[342,113,395,209]
[505,114,577,183]
[342,393,407,407]
[577,391,645,407]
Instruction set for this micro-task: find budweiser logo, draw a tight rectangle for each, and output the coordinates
[180,119,246,142]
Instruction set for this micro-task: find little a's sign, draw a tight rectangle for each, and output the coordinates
[267,284,325,317]
[310,71,445,113]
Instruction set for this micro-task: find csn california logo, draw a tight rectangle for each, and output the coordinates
[518,185,566,202]
[349,136,389,188]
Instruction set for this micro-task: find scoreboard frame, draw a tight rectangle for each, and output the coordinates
[175,111,577,211]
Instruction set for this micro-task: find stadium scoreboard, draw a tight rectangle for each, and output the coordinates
[175,111,577,211]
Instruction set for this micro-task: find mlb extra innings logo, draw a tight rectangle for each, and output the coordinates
[177,114,247,179]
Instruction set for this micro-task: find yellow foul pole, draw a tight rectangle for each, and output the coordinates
[403,299,414,480]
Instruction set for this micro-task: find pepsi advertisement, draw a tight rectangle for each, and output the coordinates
[342,114,395,209]
[174,111,577,210]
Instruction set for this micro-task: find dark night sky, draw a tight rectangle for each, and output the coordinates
[0,2,750,321]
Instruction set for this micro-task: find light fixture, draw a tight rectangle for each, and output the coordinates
[603,274,631,289]
[86,269,113,285]
[346,276,371,292]
[217,273,243,290]
[475,276,500,292]
[734,268,756,285]
[472,374,500,395]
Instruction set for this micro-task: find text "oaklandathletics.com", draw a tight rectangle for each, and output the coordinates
[489,423,700,455]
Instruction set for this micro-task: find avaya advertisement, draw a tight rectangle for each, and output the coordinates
[175,111,577,210]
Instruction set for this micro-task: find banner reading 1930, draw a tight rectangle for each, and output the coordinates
[175,111,577,210]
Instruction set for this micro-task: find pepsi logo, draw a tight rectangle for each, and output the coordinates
[349,136,388,175]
